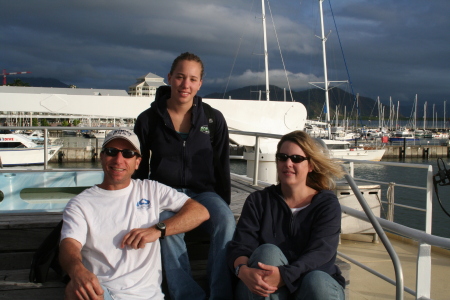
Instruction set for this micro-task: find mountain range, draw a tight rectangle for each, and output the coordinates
[5,77,69,88]
[204,85,382,121]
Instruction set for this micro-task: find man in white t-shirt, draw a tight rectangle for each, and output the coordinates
[59,129,210,300]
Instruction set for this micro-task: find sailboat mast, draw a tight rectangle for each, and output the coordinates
[319,0,331,137]
[444,100,446,131]
[414,94,417,131]
[261,0,270,101]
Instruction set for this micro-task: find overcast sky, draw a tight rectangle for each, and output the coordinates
[1,0,449,110]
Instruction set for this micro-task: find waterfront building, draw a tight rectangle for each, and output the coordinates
[128,72,166,97]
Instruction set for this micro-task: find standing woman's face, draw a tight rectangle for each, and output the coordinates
[168,60,203,105]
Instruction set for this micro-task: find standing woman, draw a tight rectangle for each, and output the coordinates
[228,130,346,300]
[134,52,235,300]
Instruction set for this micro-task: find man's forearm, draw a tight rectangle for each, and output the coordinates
[59,238,104,299]
[163,198,210,236]
[59,238,85,277]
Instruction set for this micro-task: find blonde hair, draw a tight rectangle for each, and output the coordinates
[276,130,345,190]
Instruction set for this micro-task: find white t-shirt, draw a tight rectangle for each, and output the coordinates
[61,179,190,300]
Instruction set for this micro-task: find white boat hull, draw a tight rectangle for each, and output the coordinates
[0,145,62,166]
[329,148,386,161]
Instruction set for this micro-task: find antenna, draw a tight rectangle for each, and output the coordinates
[2,69,32,85]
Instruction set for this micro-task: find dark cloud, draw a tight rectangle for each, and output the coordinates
[1,0,449,111]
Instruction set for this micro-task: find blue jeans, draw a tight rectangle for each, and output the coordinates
[235,244,345,300]
[100,285,114,300]
[160,190,236,300]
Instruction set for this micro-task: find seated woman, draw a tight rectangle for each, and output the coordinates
[227,130,346,300]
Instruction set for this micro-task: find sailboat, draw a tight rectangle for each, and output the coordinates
[308,0,385,161]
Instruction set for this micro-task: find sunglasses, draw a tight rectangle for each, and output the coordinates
[102,147,140,159]
[276,153,309,163]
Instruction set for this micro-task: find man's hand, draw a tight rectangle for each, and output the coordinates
[120,227,160,249]
[64,267,104,300]
[60,238,104,300]
[238,265,278,297]
[257,262,285,287]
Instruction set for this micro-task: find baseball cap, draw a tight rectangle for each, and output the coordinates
[102,129,141,154]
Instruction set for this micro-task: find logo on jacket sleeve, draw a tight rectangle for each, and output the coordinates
[136,198,151,210]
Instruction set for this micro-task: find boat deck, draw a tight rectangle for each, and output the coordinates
[0,174,448,299]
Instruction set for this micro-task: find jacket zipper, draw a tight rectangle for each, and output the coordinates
[182,140,186,186]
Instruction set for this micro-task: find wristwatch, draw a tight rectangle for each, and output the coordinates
[155,222,166,239]
[235,264,246,277]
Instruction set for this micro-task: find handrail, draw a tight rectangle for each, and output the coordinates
[341,206,450,249]
[343,159,434,235]
[229,129,283,185]
[0,126,127,170]
[344,173,404,300]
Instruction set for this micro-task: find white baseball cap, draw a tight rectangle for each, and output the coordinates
[102,129,141,154]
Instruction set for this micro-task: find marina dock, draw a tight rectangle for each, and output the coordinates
[48,144,450,164]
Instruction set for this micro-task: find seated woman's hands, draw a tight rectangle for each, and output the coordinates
[257,262,285,287]
[238,262,284,297]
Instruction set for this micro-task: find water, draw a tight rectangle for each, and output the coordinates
[2,157,450,239]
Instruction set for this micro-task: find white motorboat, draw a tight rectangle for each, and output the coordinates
[0,133,62,166]
[320,139,386,161]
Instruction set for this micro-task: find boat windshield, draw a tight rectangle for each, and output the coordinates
[0,142,25,148]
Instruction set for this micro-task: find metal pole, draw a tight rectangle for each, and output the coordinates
[319,0,331,139]
[261,0,270,101]
[344,173,404,300]
[252,136,261,186]
[44,128,48,170]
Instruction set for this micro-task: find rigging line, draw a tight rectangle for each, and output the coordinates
[223,0,257,99]
[223,36,244,99]
[328,0,360,122]
[267,0,294,101]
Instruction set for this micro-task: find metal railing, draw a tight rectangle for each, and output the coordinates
[0,126,127,169]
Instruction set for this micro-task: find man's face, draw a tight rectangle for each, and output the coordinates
[100,138,141,190]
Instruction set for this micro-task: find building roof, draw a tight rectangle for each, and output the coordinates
[0,86,128,96]
[136,73,165,81]
[129,72,167,89]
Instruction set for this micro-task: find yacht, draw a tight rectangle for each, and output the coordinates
[0,133,62,166]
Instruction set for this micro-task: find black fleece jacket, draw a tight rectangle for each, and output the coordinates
[133,86,231,204]
[227,185,344,292]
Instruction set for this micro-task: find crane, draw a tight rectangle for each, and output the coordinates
[2,69,32,86]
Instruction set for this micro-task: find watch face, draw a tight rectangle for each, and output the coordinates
[157,222,166,230]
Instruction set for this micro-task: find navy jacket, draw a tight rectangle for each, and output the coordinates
[133,86,231,204]
[227,185,344,292]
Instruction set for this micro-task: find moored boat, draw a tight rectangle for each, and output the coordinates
[320,139,386,161]
[0,133,62,166]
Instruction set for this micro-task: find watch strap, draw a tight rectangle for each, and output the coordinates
[156,222,166,239]
[235,263,246,277]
